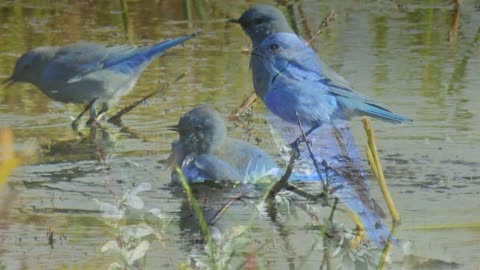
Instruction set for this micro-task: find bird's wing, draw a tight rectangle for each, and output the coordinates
[42,42,110,83]
[280,48,374,103]
[100,33,195,74]
[279,51,411,123]
[63,43,146,82]
[264,33,376,103]
[267,35,412,123]
[44,34,195,83]
[179,153,243,183]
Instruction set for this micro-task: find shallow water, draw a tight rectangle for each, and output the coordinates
[1,0,479,269]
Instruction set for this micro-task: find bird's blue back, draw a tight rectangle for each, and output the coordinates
[43,34,195,83]
[258,33,411,125]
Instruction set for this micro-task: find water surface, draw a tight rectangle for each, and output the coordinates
[1,0,479,269]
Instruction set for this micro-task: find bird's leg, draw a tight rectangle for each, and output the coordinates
[88,101,97,125]
[71,97,98,130]
[86,98,103,128]
[288,121,321,149]
[95,102,109,122]
[293,114,325,187]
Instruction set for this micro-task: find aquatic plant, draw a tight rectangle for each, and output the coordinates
[95,181,171,270]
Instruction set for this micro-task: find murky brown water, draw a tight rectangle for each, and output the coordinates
[1,0,479,269]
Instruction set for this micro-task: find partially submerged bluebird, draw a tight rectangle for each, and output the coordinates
[167,104,278,184]
[4,33,196,128]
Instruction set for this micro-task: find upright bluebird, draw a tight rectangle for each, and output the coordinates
[230,5,407,247]
[4,33,196,128]
[230,5,410,127]
[167,104,278,184]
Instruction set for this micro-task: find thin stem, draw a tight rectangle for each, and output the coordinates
[108,71,189,125]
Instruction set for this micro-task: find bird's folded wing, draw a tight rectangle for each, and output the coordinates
[42,42,108,83]
[180,153,243,183]
[266,33,375,103]
[71,34,196,80]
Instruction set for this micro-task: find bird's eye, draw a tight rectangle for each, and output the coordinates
[253,18,264,25]
[269,44,280,54]
[23,64,31,70]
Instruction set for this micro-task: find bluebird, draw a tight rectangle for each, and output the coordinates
[167,104,278,184]
[230,5,407,247]
[3,33,196,129]
[229,5,410,127]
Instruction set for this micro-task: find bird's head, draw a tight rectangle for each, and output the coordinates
[5,47,55,87]
[253,33,307,75]
[229,4,293,45]
[169,104,227,155]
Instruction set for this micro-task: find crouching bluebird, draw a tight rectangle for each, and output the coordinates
[167,104,278,184]
[230,5,406,247]
[3,33,196,129]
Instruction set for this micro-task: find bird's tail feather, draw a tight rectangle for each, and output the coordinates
[337,97,412,124]
[361,103,412,124]
[146,32,197,59]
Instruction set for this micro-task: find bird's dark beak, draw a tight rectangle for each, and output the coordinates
[167,125,179,132]
[227,18,241,24]
[250,48,261,57]
[1,77,15,89]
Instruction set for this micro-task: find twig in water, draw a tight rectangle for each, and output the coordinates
[264,145,297,203]
[297,1,314,42]
[209,194,244,226]
[376,222,398,270]
[449,1,461,42]
[108,71,189,125]
[362,117,399,223]
[306,10,336,45]
[294,113,325,188]
[328,197,339,223]
[264,120,328,205]
[320,235,333,270]
[228,92,257,121]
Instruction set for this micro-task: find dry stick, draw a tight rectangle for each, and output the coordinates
[228,92,257,120]
[449,0,461,42]
[108,71,189,125]
[296,0,314,43]
[295,113,326,189]
[362,118,400,223]
[362,118,398,270]
[327,197,339,222]
[264,145,325,204]
[264,148,295,204]
[346,210,366,245]
[286,183,326,203]
[320,236,333,270]
[306,10,335,45]
[208,194,244,226]
[376,224,398,270]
